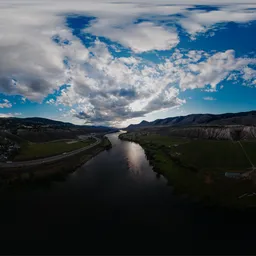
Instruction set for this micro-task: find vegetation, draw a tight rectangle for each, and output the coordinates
[0,136,112,186]
[0,131,28,145]
[14,138,96,161]
[120,131,187,145]
[176,140,256,172]
[17,129,96,143]
[119,132,256,208]
[0,116,118,144]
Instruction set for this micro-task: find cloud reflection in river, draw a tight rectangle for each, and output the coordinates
[124,141,146,176]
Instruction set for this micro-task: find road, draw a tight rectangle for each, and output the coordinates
[0,137,101,168]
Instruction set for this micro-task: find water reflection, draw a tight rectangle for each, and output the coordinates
[0,132,255,254]
[124,141,146,175]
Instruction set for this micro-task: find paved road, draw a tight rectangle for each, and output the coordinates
[0,137,101,168]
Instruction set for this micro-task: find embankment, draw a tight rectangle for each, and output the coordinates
[119,133,256,208]
[0,136,112,186]
[161,126,256,141]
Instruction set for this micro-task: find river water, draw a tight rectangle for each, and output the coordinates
[0,132,255,253]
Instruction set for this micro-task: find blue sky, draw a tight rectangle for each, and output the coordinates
[0,1,256,127]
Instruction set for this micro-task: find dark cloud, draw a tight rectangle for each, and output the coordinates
[73,108,147,123]
[118,88,137,99]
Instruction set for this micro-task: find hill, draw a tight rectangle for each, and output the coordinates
[0,117,116,130]
[126,111,256,130]
[0,117,118,143]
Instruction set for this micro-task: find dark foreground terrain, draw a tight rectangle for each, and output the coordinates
[0,133,256,254]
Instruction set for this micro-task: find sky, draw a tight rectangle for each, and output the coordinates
[0,0,256,127]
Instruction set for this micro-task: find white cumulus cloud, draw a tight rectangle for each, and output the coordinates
[0,1,256,125]
[0,99,12,108]
[0,112,21,118]
[203,97,216,101]
[178,50,256,91]
[179,5,256,37]
[85,21,179,53]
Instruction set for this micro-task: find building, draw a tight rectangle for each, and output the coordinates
[225,172,242,179]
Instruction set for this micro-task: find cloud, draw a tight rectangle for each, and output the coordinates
[0,1,93,102]
[242,67,256,83]
[0,112,21,118]
[0,1,256,125]
[179,5,256,37]
[0,99,12,108]
[143,87,186,113]
[51,46,256,125]
[46,98,56,105]
[55,39,186,124]
[85,21,179,53]
[203,97,216,101]
[178,50,256,91]
[21,97,27,104]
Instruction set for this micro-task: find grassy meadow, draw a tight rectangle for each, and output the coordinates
[14,138,96,161]
[119,132,256,208]
[176,140,256,172]
[0,136,112,186]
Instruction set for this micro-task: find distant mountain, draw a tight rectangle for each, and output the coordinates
[126,111,256,130]
[0,117,74,127]
[126,120,150,130]
[0,117,119,143]
[0,117,117,131]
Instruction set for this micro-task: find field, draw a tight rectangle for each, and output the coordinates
[0,137,112,185]
[0,131,28,145]
[121,132,256,173]
[14,138,96,161]
[119,132,256,208]
[176,140,256,172]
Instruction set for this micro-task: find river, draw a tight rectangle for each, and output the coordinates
[0,132,255,254]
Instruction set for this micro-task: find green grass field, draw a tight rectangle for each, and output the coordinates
[0,137,112,185]
[120,132,256,207]
[176,140,256,173]
[124,132,256,172]
[14,138,96,161]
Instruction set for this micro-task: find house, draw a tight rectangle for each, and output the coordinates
[225,172,242,179]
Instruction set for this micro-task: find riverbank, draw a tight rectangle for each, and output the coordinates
[0,136,112,187]
[14,137,96,161]
[119,132,256,208]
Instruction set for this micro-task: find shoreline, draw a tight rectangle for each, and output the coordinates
[118,133,256,209]
[0,136,112,187]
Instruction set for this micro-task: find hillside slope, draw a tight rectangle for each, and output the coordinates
[0,117,118,142]
[164,126,256,140]
[126,111,256,130]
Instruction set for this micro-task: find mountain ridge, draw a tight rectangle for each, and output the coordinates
[0,116,115,129]
[126,110,256,130]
